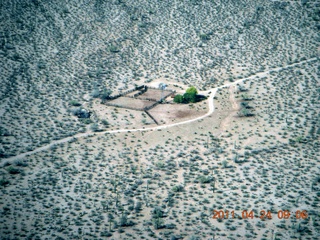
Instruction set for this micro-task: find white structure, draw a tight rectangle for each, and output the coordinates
[158,83,167,101]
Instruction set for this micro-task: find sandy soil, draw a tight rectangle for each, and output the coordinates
[137,88,173,101]
[148,102,207,125]
[107,97,156,110]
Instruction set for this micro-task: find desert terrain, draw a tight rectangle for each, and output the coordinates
[0,0,319,239]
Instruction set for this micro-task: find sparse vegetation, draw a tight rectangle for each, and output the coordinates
[0,0,318,239]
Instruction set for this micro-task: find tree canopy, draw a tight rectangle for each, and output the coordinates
[174,86,200,104]
[186,86,198,95]
[173,94,184,103]
[183,92,196,103]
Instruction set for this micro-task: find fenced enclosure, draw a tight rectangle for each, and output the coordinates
[105,85,175,111]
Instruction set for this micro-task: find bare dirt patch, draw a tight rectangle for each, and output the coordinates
[148,102,206,124]
[107,97,156,110]
[136,88,173,101]
[91,100,157,130]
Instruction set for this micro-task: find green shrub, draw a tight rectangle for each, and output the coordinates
[100,88,113,101]
[81,118,92,124]
[172,184,184,192]
[100,231,112,237]
[156,161,165,169]
[199,34,210,41]
[14,159,28,167]
[221,160,229,168]
[153,217,164,229]
[101,120,109,127]
[0,127,10,136]
[186,86,198,95]
[183,92,196,103]
[109,45,119,53]
[90,123,100,132]
[0,177,9,187]
[241,93,253,101]
[91,89,100,98]
[174,86,202,104]
[174,94,184,103]
[69,100,81,106]
[238,108,254,117]
[198,175,213,184]
[7,166,22,174]
[135,201,142,213]
[152,207,164,218]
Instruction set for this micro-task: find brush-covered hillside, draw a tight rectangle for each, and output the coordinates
[0,1,319,240]
[0,0,319,157]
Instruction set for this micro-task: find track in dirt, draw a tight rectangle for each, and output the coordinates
[219,85,238,133]
[1,57,318,165]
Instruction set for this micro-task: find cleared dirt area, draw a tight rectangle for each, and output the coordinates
[148,102,207,124]
[136,88,173,101]
[91,100,157,130]
[107,97,156,110]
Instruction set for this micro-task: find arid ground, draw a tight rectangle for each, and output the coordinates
[0,0,319,239]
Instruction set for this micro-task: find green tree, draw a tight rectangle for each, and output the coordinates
[186,86,198,95]
[183,92,196,103]
[174,86,199,104]
[173,94,184,103]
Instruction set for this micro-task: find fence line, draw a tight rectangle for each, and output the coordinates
[105,102,145,111]
[144,101,160,111]
[105,85,176,111]
[105,99,160,112]
[108,85,147,100]
[144,110,159,125]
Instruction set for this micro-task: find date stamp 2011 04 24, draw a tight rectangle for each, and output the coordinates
[213,210,308,220]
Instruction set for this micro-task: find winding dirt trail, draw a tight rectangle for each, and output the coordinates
[1,57,317,165]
